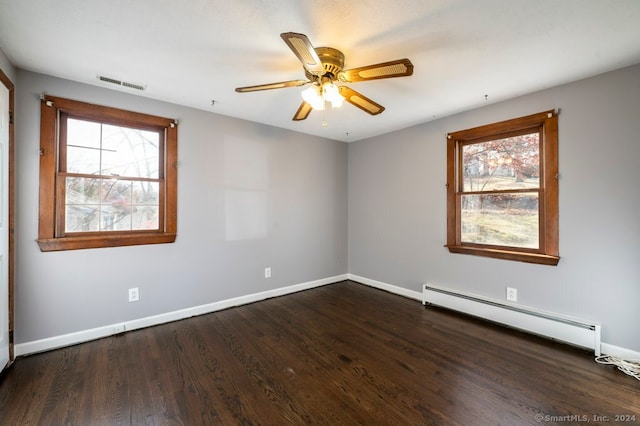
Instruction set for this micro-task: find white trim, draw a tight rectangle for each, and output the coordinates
[347,274,422,301]
[15,273,640,363]
[600,343,640,361]
[15,274,348,356]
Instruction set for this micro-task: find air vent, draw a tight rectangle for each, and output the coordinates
[97,75,146,91]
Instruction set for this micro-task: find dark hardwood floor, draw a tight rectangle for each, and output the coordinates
[1,281,638,425]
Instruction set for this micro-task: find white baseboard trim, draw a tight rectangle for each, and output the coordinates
[348,274,640,362]
[600,343,640,361]
[15,273,640,362]
[15,273,349,357]
[347,274,422,301]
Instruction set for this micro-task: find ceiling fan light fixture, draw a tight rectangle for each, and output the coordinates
[321,81,345,108]
[330,96,344,109]
[301,84,325,110]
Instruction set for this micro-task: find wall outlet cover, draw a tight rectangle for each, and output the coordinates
[128,287,140,302]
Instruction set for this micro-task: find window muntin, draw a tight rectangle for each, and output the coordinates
[38,96,177,251]
[446,110,559,265]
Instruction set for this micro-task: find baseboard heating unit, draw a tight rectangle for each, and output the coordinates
[423,284,601,356]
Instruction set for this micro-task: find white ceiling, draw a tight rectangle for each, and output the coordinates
[1,0,639,142]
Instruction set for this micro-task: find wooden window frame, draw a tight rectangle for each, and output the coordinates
[446,110,559,265]
[37,96,177,251]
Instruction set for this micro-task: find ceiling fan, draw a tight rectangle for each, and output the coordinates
[235,32,414,122]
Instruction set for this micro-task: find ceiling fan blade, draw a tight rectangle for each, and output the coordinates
[280,32,326,76]
[292,101,313,121]
[235,79,309,93]
[339,86,385,115]
[338,58,413,83]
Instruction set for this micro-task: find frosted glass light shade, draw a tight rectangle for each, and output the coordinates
[301,85,325,110]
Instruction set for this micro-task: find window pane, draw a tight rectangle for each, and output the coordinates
[461,193,539,249]
[67,118,101,149]
[66,177,159,232]
[101,179,132,205]
[132,206,159,230]
[462,133,539,192]
[102,124,159,178]
[67,119,102,175]
[132,183,159,230]
[132,181,159,205]
[67,146,102,174]
[100,180,133,232]
[66,177,101,204]
[66,205,99,232]
[100,205,131,231]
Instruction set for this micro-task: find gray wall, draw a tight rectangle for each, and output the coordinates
[15,71,348,343]
[0,47,15,83]
[348,64,640,351]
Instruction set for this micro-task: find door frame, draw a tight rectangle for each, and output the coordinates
[0,67,15,364]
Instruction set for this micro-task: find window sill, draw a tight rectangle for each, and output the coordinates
[446,245,560,266]
[37,233,177,252]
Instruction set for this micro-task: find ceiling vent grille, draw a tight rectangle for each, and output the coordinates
[97,75,146,91]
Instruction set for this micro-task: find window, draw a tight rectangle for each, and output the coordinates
[446,110,559,265]
[38,96,177,251]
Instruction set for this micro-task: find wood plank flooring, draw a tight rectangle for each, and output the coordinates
[1,281,638,425]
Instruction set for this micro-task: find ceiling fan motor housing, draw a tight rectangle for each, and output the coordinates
[305,47,345,80]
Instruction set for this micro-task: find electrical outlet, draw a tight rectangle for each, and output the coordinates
[265,267,272,279]
[128,287,140,302]
[506,287,518,302]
